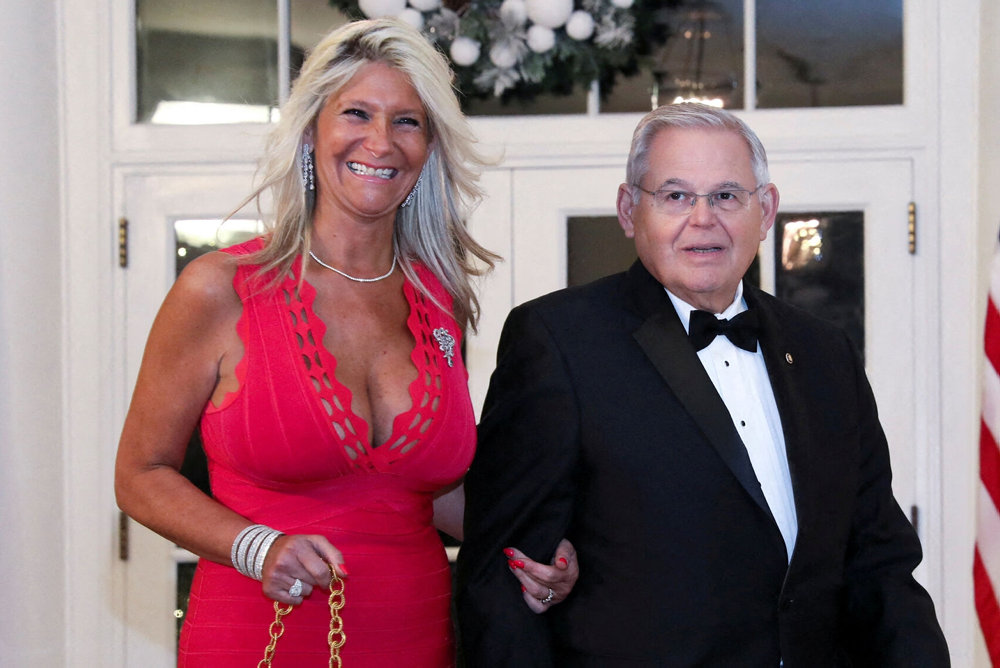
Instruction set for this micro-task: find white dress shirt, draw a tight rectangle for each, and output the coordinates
[666,284,799,562]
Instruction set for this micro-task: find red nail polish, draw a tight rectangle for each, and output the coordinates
[503,548,515,558]
[338,563,350,576]
[520,585,526,592]
[511,559,525,569]
[558,557,568,566]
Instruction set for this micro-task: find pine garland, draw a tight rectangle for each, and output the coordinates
[329,0,670,103]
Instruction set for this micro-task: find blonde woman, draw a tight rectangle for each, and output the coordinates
[115,18,576,667]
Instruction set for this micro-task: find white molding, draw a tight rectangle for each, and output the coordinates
[936,0,984,664]
[60,0,122,664]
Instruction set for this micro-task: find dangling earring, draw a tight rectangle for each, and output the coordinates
[301,142,315,212]
[400,173,422,208]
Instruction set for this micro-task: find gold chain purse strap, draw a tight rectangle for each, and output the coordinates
[258,565,346,667]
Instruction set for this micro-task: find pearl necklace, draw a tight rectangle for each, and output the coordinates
[308,251,398,283]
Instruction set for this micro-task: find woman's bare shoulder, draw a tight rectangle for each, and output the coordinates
[163,250,244,327]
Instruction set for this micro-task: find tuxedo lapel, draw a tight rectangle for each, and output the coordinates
[626,263,773,517]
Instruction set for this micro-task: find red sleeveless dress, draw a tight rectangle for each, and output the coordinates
[178,239,475,667]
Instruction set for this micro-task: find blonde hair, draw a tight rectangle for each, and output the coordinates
[238,18,498,332]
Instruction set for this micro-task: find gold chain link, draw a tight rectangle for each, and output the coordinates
[327,565,346,668]
[258,565,346,667]
[257,602,292,667]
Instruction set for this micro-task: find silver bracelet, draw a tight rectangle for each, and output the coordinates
[231,524,283,581]
[234,525,268,579]
[253,529,283,580]
[231,524,264,572]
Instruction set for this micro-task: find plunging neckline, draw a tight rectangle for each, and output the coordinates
[287,264,447,469]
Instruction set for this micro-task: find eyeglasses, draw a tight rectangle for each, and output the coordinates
[632,184,764,215]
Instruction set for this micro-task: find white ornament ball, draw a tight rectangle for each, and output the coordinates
[398,8,424,29]
[408,0,441,10]
[565,11,595,41]
[499,0,528,26]
[489,42,519,69]
[358,0,407,18]
[449,37,481,67]
[525,0,573,29]
[526,25,556,53]
[610,0,634,8]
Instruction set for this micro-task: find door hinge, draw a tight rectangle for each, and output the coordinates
[907,202,916,255]
[118,217,128,268]
[118,510,129,561]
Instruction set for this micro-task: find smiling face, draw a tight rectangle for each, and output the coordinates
[312,61,431,223]
[617,126,779,313]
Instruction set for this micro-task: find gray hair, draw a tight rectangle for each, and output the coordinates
[239,18,498,332]
[625,103,770,197]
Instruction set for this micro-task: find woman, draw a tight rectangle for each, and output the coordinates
[115,18,575,667]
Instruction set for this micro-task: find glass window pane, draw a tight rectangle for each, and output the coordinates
[174,218,263,275]
[136,0,279,124]
[290,0,351,80]
[463,89,589,117]
[756,0,903,109]
[773,211,865,357]
[567,216,636,287]
[640,0,745,112]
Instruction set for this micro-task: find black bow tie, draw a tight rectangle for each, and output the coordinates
[688,309,759,353]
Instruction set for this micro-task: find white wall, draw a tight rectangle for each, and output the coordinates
[979,0,1000,308]
[0,2,65,664]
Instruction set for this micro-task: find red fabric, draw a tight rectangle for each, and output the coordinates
[178,239,475,667]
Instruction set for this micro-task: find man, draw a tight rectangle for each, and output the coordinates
[456,103,949,666]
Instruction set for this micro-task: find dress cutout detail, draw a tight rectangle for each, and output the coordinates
[281,273,448,468]
[178,238,475,667]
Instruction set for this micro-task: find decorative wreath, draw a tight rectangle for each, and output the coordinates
[329,0,669,102]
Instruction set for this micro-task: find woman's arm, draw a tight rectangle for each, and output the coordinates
[114,252,344,604]
[115,251,249,563]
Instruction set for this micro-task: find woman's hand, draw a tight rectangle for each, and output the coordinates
[261,534,349,605]
[505,538,579,614]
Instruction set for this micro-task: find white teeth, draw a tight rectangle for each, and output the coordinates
[347,162,397,179]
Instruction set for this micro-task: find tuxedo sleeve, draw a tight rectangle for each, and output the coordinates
[840,333,950,666]
[457,303,579,668]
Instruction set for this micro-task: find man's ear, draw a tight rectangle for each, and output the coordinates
[617,183,637,238]
[758,183,780,240]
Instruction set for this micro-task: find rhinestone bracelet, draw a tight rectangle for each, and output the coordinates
[231,524,284,581]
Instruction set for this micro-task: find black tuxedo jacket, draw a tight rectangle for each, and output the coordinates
[457,261,948,667]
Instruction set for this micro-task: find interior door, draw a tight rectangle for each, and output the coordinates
[765,158,917,543]
[506,157,924,572]
[118,169,261,667]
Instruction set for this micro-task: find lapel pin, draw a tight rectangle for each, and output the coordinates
[785,352,794,364]
[433,327,456,367]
